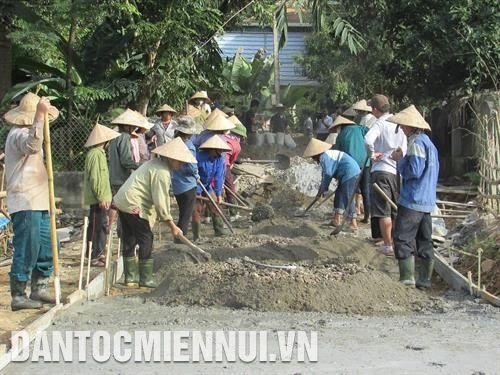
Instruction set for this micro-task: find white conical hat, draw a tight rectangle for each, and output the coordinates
[352,99,372,112]
[205,107,229,123]
[329,115,355,129]
[152,136,197,163]
[228,115,242,125]
[302,138,332,158]
[111,108,152,130]
[388,105,431,130]
[155,104,177,114]
[199,134,231,151]
[189,90,211,103]
[205,111,235,131]
[84,123,120,147]
[3,92,59,126]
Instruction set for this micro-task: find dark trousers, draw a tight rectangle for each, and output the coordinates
[174,187,196,234]
[360,166,371,219]
[393,205,433,260]
[118,211,153,260]
[87,204,108,259]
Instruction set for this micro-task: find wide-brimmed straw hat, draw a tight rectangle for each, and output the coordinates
[189,91,211,103]
[205,111,235,131]
[303,138,332,158]
[111,108,152,130]
[352,99,372,112]
[199,134,231,151]
[155,104,177,114]
[84,123,120,147]
[387,105,431,130]
[175,115,202,135]
[3,92,59,126]
[329,115,355,130]
[152,137,197,163]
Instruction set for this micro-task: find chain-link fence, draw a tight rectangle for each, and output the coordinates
[0,114,94,172]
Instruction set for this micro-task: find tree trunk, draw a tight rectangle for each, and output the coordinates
[0,31,12,103]
[273,12,281,105]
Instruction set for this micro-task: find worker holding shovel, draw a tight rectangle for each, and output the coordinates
[388,105,439,288]
[113,137,196,288]
[303,138,361,232]
[3,93,59,311]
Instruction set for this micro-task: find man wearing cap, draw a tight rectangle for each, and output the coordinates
[332,115,371,223]
[303,138,361,231]
[83,123,120,267]
[270,103,288,137]
[389,105,439,288]
[364,94,407,255]
[3,93,58,310]
[171,116,201,242]
[243,98,259,135]
[194,135,231,239]
[148,104,178,146]
[113,137,195,288]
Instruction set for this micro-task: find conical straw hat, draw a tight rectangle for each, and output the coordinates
[387,105,431,130]
[352,99,372,112]
[3,92,59,125]
[111,108,152,130]
[230,122,247,138]
[205,111,235,131]
[152,137,197,163]
[190,90,211,103]
[228,115,242,125]
[329,115,355,129]
[302,138,332,158]
[199,134,231,151]
[342,107,358,117]
[205,107,229,123]
[84,123,120,147]
[155,104,177,114]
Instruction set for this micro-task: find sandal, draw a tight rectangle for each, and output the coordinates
[91,258,106,267]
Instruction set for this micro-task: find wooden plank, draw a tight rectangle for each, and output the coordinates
[434,252,500,308]
[436,199,477,208]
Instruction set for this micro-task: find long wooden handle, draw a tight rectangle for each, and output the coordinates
[373,182,398,210]
[197,196,252,211]
[197,181,235,234]
[43,113,61,305]
[176,234,211,261]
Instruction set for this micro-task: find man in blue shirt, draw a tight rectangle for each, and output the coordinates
[389,105,439,289]
[303,138,361,231]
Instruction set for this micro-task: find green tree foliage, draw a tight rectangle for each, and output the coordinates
[298,0,500,106]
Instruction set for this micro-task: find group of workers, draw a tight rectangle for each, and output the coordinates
[2,89,438,311]
[303,94,439,289]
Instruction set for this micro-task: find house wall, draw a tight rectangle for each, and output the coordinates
[217,30,317,86]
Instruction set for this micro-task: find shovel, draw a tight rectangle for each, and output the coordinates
[239,153,290,170]
[294,190,336,217]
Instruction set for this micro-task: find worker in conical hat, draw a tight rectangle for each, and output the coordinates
[113,137,197,288]
[388,105,438,289]
[303,138,361,231]
[83,123,120,267]
[189,90,212,118]
[148,103,178,146]
[193,135,231,240]
[3,92,59,311]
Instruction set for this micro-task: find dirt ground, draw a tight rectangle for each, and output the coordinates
[0,133,497,363]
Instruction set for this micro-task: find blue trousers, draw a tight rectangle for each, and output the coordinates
[9,210,53,282]
[333,175,358,219]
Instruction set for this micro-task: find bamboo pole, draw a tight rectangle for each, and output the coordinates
[78,216,89,290]
[43,113,61,305]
